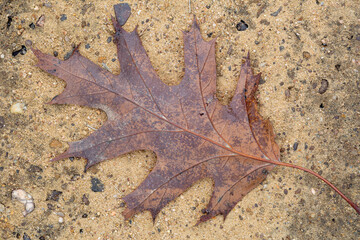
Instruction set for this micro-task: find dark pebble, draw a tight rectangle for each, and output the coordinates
[279,46,284,51]
[53,51,58,57]
[29,23,35,29]
[69,157,74,161]
[119,202,125,207]
[293,142,299,151]
[12,45,27,57]
[82,194,90,205]
[7,16,13,29]
[270,6,282,17]
[39,237,45,240]
[318,79,328,94]
[82,213,88,218]
[60,14,67,21]
[46,190,63,201]
[111,58,116,62]
[284,189,288,195]
[23,233,31,240]
[27,165,43,173]
[85,44,91,49]
[236,20,248,31]
[107,37,112,43]
[91,177,104,192]
[0,167,3,171]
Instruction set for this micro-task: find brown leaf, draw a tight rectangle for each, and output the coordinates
[32,4,359,223]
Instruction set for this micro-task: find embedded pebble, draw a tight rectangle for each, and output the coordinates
[49,139,62,148]
[319,79,329,94]
[0,203,5,212]
[12,189,35,216]
[23,233,31,240]
[36,15,45,27]
[25,40,33,46]
[236,20,248,31]
[60,14,67,21]
[58,217,64,223]
[270,6,282,17]
[91,177,104,192]
[311,188,316,195]
[10,103,25,114]
[46,190,63,201]
[303,51,311,59]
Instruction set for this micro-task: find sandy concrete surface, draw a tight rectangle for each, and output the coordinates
[0,0,359,239]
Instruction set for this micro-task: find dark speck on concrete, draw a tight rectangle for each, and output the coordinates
[91,177,104,192]
[7,16,13,29]
[107,37,112,43]
[85,44,91,49]
[23,233,31,240]
[82,194,90,205]
[60,14,67,21]
[270,6,282,17]
[0,116,4,128]
[29,23,35,29]
[53,51,58,57]
[46,190,63,201]
[279,46,284,51]
[335,64,341,71]
[27,165,43,173]
[293,142,299,151]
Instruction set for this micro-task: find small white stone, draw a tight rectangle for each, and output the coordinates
[311,188,316,195]
[59,217,64,223]
[0,54,4,59]
[12,189,35,216]
[10,103,25,114]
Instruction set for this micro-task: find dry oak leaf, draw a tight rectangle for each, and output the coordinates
[32,4,359,223]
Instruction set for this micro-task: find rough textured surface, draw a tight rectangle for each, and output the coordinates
[0,0,359,239]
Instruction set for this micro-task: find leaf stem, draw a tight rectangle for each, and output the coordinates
[231,149,360,215]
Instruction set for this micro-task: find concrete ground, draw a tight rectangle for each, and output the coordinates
[0,0,359,239]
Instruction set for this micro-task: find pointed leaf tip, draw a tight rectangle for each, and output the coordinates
[114,3,131,26]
